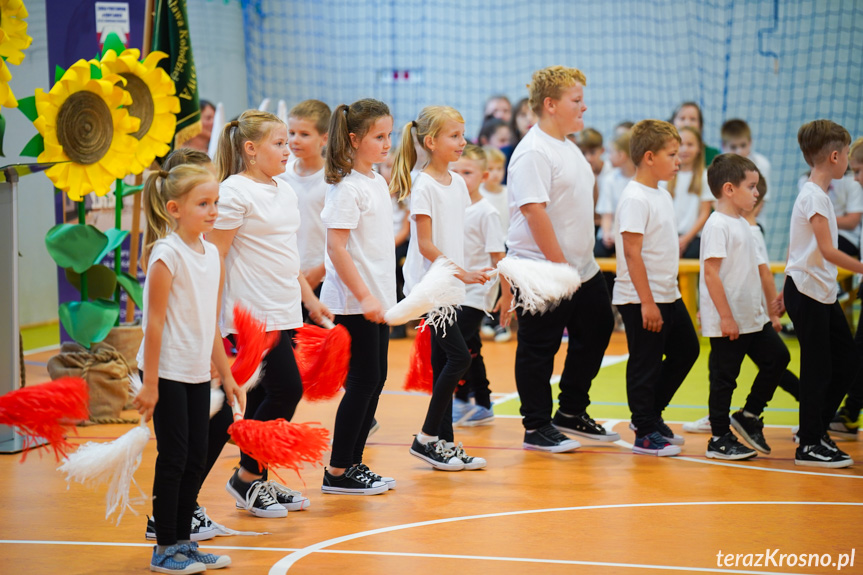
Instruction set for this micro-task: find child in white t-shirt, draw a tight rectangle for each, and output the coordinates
[392,105,491,472]
[320,99,396,495]
[665,126,713,259]
[721,118,772,222]
[479,145,511,342]
[782,120,862,468]
[450,145,506,427]
[613,120,700,457]
[277,100,331,306]
[699,154,790,461]
[595,130,635,257]
[134,164,238,572]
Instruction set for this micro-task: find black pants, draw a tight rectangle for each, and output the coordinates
[514,272,614,430]
[426,319,472,441]
[329,315,389,468]
[784,277,858,445]
[454,306,492,409]
[842,317,863,417]
[618,299,700,435]
[150,375,210,546]
[239,329,304,474]
[708,323,789,436]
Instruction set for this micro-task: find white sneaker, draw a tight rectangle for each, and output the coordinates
[682,415,711,433]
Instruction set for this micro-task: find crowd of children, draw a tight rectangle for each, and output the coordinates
[130,64,863,572]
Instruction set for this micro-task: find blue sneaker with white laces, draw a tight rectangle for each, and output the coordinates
[149,544,206,574]
[632,431,681,457]
[452,398,475,425]
[180,542,231,570]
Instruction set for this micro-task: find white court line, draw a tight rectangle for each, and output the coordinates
[268,501,863,574]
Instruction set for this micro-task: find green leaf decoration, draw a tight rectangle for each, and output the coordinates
[89,62,102,80]
[17,95,38,122]
[94,228,129,264]
[65,264,117,299]
[0,113,5,157]
[102,32,127,58]
[116,271,143,308]
[45,223,108,273]
[121,183,144,197]
[20,133,44,157]
[54,65,65,84]
[59,299,120,348]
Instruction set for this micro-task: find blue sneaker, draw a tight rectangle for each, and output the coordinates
[452,398,475,425]
[150,545,206,574]
[180,542,231,570]
[459,404,495,427]
[632,431,681,457]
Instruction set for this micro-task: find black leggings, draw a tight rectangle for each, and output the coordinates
[428,320,472,441]
[329,316,389,469]
[149,375,210,546]
[453,306,492,409]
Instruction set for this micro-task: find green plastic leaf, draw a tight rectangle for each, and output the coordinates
[58,299,119,348]
[94,228,129,264]
[65,264,117,300]
[45,223,108,273]
[89,62,102,80]
[102,32,127,58]
[116,271,143,308]
[54,65,65,84]
[0,113,5,157]
[17,96,38,122]
[120,183,144,197]
[20,133,44,158]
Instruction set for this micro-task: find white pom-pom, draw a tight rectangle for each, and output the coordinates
[497,257,581,314]
[58,422,151,524]
[210,387,225,419]
[242,361,265,392]
[384,257,465,330]
[128,372,142,397]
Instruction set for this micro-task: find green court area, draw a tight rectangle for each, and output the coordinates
[495,335,803,427]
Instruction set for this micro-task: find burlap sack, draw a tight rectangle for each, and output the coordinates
[47,341,139,425]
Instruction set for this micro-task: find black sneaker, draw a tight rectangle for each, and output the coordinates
[225,470,287,517]
[145,506,219,542]
[356,463,396,489]
[322,466,388,495]
[730,410,771,454]
[820,434,852,460]
[630,421,684,446]
[248,481,310,511]
[828,408,860,440]
[448,442,487,470]
[523,423,581,453]
[706,432,757,460]
[409,437,465,470]
[795,443,853,468]
[552,411,620,442]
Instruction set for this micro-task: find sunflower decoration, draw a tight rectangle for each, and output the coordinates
[30,59,140,201]
[99,35,180,174]
[0,0,32,111]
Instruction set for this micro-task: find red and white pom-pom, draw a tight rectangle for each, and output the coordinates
[404,321,433,394]
[384,257,465,331]
[0,376,89,461]
[496,257,581,314]
[231,303,280,387]
[58,421,151,524]
[294,320,351,402]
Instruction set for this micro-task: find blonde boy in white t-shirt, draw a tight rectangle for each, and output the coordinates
[699,154,790,461]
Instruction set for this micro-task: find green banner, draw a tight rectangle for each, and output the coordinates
[152,0,200,148]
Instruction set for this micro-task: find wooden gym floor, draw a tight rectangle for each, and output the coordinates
[2,331,862,575]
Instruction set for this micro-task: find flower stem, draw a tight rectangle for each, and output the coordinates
[114,179,122,324]
[77,199,88,301]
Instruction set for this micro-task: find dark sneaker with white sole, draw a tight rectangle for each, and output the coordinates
[233,480,309,512]
[146,506,218,542]
[828,408,859,440]
[449,442,487,470]
[225,471,287,518]
[356,463,396,489]
[409,437,465,470]
[552,411,620,442]
[795,443,853,468]
[523,423,581,453]
[730,410,771,454]
[820,434,852,460]
[632,431,681,456]
[629,421,684,446]
[706,432,757,460]
[321,466,388,495]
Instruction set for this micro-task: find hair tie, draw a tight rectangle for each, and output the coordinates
[230,120,239,128]
[158,170,169,179]
[411,120,418,128]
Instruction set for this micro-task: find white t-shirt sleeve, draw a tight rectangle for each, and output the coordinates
[845,179,863,213]
[616,195,649,235]
[213,183,246,230]
[508,150,552,207]
[482,208,506,253]
[700,220,729,261]
[409,182,434,218]
[148,242,178,276]
[321,182,361,229]
[801,189,834,221]
[699,172,715,202]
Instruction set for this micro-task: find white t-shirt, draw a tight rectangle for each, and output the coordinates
[596,167,632,242]
[663,170,713,236]
[320,170,397,314]
[392,195,408,238]
[698,212,768,337]
[507,125,599,281]
[463,198,506,311]
[137,233,220,383]
[751,224,771,313]
[786,181,838,304]
[750,150,771,191]
[479,183,509,233]
[403,171,471,296]
[215,174,303,333]
[798,174,863,248]
[276,158,327,272]
[612,180,681,304]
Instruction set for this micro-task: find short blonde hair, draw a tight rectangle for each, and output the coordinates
[527,66,586,116]
[798,119,851,167]
[289,99,331,135]
[575,127,603,151]
[850,137,863,164]
[630,120,681,167]
[482,145,505,165]
[461,143,487,171]
[612,131,632,158]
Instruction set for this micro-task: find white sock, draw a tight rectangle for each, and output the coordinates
[416,432,438,445]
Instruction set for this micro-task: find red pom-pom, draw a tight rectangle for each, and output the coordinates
[228,418,330,480]
[0,377,89,461]
[404,321,433,394]
[294,323,351,401]
[231,303,280,387]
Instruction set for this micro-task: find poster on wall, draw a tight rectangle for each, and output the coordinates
[45,0,147,328]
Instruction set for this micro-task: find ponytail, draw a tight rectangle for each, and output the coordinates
[389,121,419,201]
[215,112,282,182]
[324,99,392,185]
